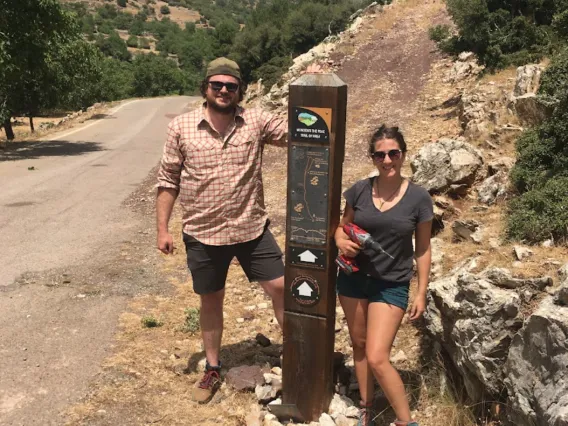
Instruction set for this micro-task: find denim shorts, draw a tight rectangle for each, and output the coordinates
[336,271,409,310]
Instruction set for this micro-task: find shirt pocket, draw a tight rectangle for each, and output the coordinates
[184,138,220,171]
[225,132,256,166]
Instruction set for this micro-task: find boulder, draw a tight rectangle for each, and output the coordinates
[510,93,553,126]
[425,269,524,400]
[328,393,356,419]
[513,64,543,96]
[488,157,515,175]
[446,53,484,82]
[504,296,568,425]
[513,245,533,261]
[477,171,508,205]
[226,365,265,391]
[482,267,552,291]
[411,139,485,193]
[451,219,483,243]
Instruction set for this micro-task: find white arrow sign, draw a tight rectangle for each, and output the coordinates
[298,250,318,263]
[297,282,313,297]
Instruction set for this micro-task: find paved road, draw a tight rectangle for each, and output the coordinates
[0,96,193,288]
[0,96,195,425]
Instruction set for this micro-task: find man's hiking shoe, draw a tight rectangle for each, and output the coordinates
[191,364,221,403]
[357,405,376,426]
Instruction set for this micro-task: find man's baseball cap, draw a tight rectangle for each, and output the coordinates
[206,57,242,81]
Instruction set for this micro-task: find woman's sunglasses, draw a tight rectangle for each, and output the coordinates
[208,81,239,93]
[371,149,403,162]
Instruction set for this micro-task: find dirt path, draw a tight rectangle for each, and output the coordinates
[0,97,196,425]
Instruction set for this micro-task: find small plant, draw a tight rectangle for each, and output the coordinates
[141,315,162,328]
[181,307,200,334]
[117,0,127,7]
[160,5,171,15]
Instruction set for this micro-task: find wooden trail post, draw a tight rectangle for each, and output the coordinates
[270,74,347,423]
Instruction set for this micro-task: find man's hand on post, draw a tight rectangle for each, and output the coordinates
[157,231,175,254]
[304,63,325,74]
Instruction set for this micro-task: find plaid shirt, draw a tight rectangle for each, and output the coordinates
[157,104,287,246]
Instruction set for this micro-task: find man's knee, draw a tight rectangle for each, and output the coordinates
[259,276,284,298]
[200,288,225,309]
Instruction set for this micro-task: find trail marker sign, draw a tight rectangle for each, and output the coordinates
[270,73,347,423]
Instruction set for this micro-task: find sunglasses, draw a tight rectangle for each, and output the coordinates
[208,81,239,93]
[371,149,403,162]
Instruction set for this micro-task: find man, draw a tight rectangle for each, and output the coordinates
[156,57,288,403]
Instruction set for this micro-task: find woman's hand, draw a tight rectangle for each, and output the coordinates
[409,292,427,320]
[336,237,361,258]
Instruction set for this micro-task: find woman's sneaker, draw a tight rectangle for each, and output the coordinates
[392,421,419,426]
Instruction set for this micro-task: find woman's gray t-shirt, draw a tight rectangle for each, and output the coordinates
[344,178,433,282]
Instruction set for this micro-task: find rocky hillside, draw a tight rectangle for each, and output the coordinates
[253,1,568,424]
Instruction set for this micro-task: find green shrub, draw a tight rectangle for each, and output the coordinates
[160,5,171,15]
[141,315,162,328]
[506,177,568,243]
[538,48,568,98]
[428,24,451,43]
[126,35,138,48]
[117,0,127,7]
[139,37,151,49]
[181,307,200,334]
[510,128,556,193]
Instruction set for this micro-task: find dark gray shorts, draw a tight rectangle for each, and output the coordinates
[183,224,284,295]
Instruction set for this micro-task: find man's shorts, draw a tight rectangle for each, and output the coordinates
[336,271,409,311]
[183,223,284,295]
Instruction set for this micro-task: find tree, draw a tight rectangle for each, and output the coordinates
[96,32,132,61]
[117,0,127,7]
[0,0,102,140]
[132,53,184,97]
[98,58,135,101]
[161,5,171,15]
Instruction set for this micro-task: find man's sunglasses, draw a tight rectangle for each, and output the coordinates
[208,81,239,93]
[371,149,403,162]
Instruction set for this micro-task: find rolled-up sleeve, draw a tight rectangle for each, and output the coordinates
[261,110,288,147]
[157,118,183,190]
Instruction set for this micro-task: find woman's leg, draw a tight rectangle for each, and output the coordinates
[339,295,374,405]
[365,302,411,422]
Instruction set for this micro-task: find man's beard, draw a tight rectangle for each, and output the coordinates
[207,95,238,115]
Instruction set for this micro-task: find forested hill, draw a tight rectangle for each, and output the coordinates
[0,0,388,140]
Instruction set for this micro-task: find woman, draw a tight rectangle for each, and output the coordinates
[335,125,433,426]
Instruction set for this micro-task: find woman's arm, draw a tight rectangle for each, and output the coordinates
[334,204,361,257]
[409,219,432,320]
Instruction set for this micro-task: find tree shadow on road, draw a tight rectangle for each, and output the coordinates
[0,139,105,162]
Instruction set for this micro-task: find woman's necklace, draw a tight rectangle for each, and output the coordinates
[375,177,404,210]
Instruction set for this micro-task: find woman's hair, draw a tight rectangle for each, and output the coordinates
[200,77,247,102]
[368,125,407,156]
